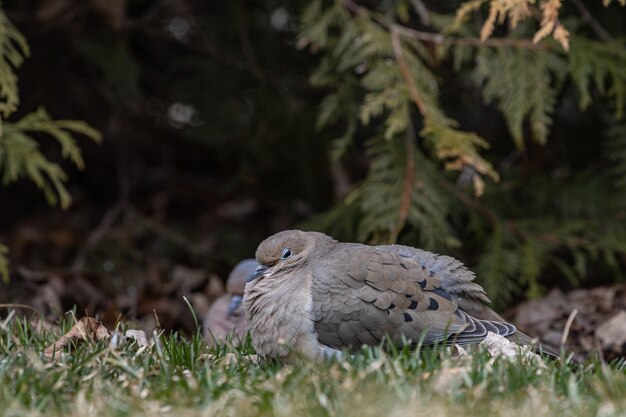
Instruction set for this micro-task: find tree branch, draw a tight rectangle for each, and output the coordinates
[571,0,613,42]
[342,0,542,49]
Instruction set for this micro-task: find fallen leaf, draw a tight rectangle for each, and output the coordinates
[596,311,626,354]
[44,317,111,359]
[481,332,541,361]
[124,329,150,348]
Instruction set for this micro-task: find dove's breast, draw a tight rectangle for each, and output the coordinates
[243,271,335,361]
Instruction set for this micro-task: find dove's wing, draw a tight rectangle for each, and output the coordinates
[311,243,504,351]
[380,244,560,356]
[379,244,508,322]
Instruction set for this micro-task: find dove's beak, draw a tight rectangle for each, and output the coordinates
[227,295,243,316]
[247,264,268,282]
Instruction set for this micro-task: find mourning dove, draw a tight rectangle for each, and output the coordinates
[243,230,549,361]
[203,259,258,345]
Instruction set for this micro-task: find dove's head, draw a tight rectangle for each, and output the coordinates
[247,230,335,284]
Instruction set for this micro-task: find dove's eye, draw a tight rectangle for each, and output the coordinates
[280,248,292,260]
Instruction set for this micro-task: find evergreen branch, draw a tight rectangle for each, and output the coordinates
[569,38,626,117]
[0,7,29,117]
[393,25,540,49]
[342,0,541,49]
[390,26,426,115]
[390,126,416,243]
[0,108,102,209]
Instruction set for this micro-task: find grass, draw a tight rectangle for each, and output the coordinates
[1,312,625,417]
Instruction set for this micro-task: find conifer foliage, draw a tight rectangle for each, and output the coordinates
[0,7,101,282]
[301,0,626,305]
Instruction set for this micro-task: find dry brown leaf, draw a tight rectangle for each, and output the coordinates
[124,329,150,348]
[596,311,626,354]
[481,332,541,361]
[44,317,111,359]
[514,299,561,333]
[511,284,626,360]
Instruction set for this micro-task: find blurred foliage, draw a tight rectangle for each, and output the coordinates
[300,0,626,306]
[0,6,100,282]
[0,0,625,308]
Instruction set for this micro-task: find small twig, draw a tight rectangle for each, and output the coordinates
[0,303,42,316]
[572,0,613,42]
[0,304,43,327]
[560,308,578,353]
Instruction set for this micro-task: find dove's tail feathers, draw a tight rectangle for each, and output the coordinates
[484,320,517,337]
[459,315,562,360]
[450,313,516,346]
[452,315,488,345]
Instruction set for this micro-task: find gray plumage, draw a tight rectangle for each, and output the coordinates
[204,259,258,345]
[243,230,536,362]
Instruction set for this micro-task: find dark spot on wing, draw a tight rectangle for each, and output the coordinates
[431,288,453,301]
[408,300,418,310]
[403,313,413,322]
[428,298,439,310]
[418,280,427,289]
[429,270,435,277]
[389,303,396,309]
